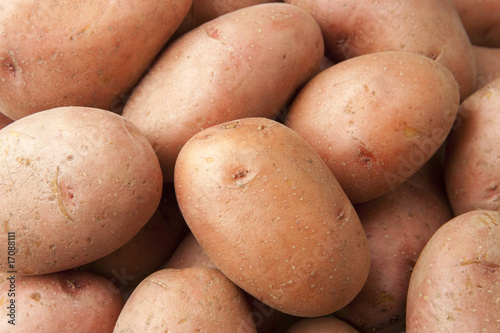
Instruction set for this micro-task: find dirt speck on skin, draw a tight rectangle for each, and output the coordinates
[30,292,42,302]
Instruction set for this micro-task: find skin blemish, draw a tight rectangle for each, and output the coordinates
[59,277,85,298]
[3,61,16,77]
[220,121,239,129]
[404,126,422,138]
[30,293,41,302]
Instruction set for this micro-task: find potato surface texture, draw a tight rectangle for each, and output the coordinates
[454,0,500,47]
[174,117,370,317]
[122,2,324,182]
[406,210,500,332]
[286,51,460,203]
[0,107,163,275]
[0,0,192,120]
[113,267,257,332]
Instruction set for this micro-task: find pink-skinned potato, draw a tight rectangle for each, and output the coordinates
[454,0,500,47]
[174,117,370,317]
[286,51,460,204]
[0,0,192,120]
[0,270,124,332]
[122,2,324,182]
[406,210,500,332]
[0,107,163,275]
[473,45,500,91]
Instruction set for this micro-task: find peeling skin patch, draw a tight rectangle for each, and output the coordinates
[52,166,75,222]
[3,61,16,77]
[404,126,421,138]
[60,278,85,298]
[148,279,169,289]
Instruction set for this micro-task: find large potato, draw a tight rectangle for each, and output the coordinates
[0,107,163,275]
[122,2,324,181]
[0,270,124,332]
[406,210,500,332]
[454,0,500,47]
[286,51,460,203]
[445,78,500,215]
[174,117,370,317]
[285,0,477,100]
[0,0,192,120]
[114,267,257,332]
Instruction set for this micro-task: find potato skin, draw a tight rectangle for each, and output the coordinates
[406,210,500,332]
[445,78,500,215]
[285,316,359,333]
[473,46,500,91]
[113,267,257,332]
[286,51,460,204]
[285,0,476,100]
[454,0,500,47]
[0,270,124,332]
[122,2,324,181]
[174,117,370,317]
[0,107,163,275]
[0,0,192,120]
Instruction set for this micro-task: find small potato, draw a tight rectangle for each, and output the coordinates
[285,0,477,100]
[114,267,257,332]
[174,117,370,317]
[123,2,324,181]
[0,0,192,120]
[454,0,500,47]
[0,107,163,275]
[406,210,500,332]
[0,270,124,332]
[285,316,359,333]
[473,45,500,90]
[286,51,460,203]
[445,78,500,215]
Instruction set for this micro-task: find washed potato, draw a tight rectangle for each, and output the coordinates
[0,270,124,332]
[0,107,163,275]
[0,0,192,120]
[114,267,257,332]
[285,316,359,333]
[123,2,324,181]
[446,78,500,215]
[285,0,476,100]
[335,156,453,333]
[454,0,500,47]
[286,51,460,203]
[174,117,370,317]
[473,45,500,90]
[406,210,500,332]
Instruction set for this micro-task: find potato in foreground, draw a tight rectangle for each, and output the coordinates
[0,107,163,275]
[174,117,370,317]
[406,210,500,332]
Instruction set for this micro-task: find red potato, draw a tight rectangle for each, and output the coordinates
[454,0,500,47]
[174,117,370,317]
[446,78,500,215]
[122,2,324,182]
[285,0,477,100]
[0,270,124,332]
[286,51,460,203]
[285,316,359,333]
[114,267,257,332]
[473,45,500,91]
[406,210,500,332]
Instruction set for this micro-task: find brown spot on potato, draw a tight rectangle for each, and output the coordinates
[356,146,374,167]
[403,126,422,138]
[2,60,16,77]
[60,278,85,297]
[30,292,41,302]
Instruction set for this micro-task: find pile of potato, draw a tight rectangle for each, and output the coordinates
[0,1,499,332]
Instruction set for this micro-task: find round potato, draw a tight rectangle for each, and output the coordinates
[0,270,124,332]
[286,51,460,203]
[445,78,500,215]
[454,0,500,47]
[114,267,257,332]
[0,107,163,275]
[174,117,370,317]
[122,2,324,182]
[406,210,500,332]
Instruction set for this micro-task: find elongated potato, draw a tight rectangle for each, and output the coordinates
[0,107,163,275]
[454,0,500,47]
[114,267,257,332]
[406,210,500,332]
[0,0,192,120]
[174,117,370,317]
[123,2,324,181]
[285,0,476,100]
[445,78,500,215]
[286,51,460,203]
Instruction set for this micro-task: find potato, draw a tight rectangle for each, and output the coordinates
[406,210,500,332]
[174,117,370,317]
[445,78,500,215]
[114,267,257,332]
[285,316,359,333]
[334,157,453,333]
[0,270,124,332]
[122,2,324,181]
[0,107,163,275]
[286,51,460,204]
[454,0,500,47]
[285,0,476,100]
[0,112,13,130]
[473,45,500,90]
[0,0,192,120]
